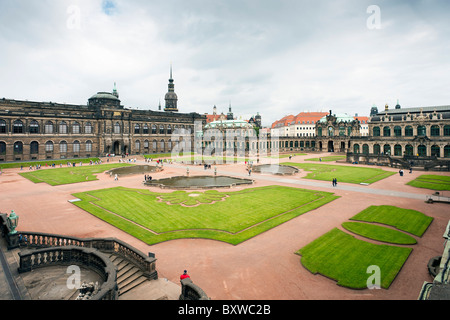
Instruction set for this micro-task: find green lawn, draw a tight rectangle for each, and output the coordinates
[0,157,101,169]
[282,162,396,184]
[350,205,433,237]
[304,155,346,162]
[297,228,412,289]
[297,205,432,289]
[71,186,339,245]
[342,222,417,245]
[19,163,134,186]
[406,174,450,191]
[268,153,307,159]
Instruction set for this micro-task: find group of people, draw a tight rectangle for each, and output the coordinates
[144,174,153,181]
[332,178,338,187]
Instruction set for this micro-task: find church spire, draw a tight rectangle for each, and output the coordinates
[164,63,178,112]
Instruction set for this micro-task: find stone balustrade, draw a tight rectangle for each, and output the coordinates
[18,231,158,280]
[18,245,118,300]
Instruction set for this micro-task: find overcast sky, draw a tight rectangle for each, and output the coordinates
[1,0,449,126]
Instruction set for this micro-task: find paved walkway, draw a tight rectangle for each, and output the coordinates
[0,153,448,300]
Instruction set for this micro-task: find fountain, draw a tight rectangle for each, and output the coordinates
[106,165,162,176]
[144,175,254,189]
[251,164,299,175]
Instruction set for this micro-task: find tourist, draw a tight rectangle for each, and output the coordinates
[180,270,190,281]
[114,174,118,181]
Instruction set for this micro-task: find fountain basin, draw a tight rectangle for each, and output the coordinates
[106,165,162,176]
[252,164,299,175]
[144,175,254,189]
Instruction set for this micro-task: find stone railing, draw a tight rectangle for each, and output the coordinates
[18,246,118,300]
[179,278,210,300]
[17,231,158,280]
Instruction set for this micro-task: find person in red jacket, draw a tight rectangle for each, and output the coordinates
[180,270,190,280]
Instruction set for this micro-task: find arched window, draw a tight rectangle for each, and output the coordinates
[29,120,39,134]
[431,145,440,157]
[73,140,80,153]
[72,122,80,134]
[417,126,426,136]
[85,122,93,134]
[167,125,172,135]
[60,141,68,153]
[160,139,165,151]
[373,144,380,155]
[0,120,6,133]
[362,144,369,154]
[373,127,380,137]
[405,144,413,156]
[394,126,402,137]
[383,127,391,137]
[353,144,360,154]
[86,141,92,152]
[328,127,334,137]
[134,124,140,134]
[394,145,402,156]
[418,145,427,157]
[0,141,6,155]
[45,121,54,134]
[59,121,68,134]
[405,126,413,137]
[135,140,140,151]
[151,124,157,135]
[114,122,121,134]
[45,141,54,152]
[159,125,165,135]
[430,125,440,137]
[144,140,149,148]
[444,125,450,137]
[30,141,39,154]
[13,120,23,134]
[152,139,157,150]
[143,124,149,135]
[168,139,172,151]
[444,145,450,158]
[14,141,23,154]
[383,144,391,155]
[317,127,322,137]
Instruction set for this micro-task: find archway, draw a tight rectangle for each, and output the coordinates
[113,141,121,155]
[328,141,334,152]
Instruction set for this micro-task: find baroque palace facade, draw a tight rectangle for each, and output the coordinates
[0,71,206,162]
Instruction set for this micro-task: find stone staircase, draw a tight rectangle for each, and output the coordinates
[109,253,149,297]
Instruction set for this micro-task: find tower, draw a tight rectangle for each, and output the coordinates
[227,102,234,120]
[112,82,119,98]
[164,64,178,112]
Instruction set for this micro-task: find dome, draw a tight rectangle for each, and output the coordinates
[89,92,120,101]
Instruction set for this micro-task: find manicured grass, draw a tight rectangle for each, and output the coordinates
[269,153,307,159]
[19,163,134,186]
[297,205,432,289]
[342,222,417,245]
[406,174,450,191]
[297,228,412,289]
[282,162,396,185]
[305,155,346,162]
[0,157,101,169]
[71,186,339,245]
[350,205,433,237]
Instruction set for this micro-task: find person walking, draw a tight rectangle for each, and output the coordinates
[180,270,190,281]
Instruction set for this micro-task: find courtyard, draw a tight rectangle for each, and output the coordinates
[1,152,449,300]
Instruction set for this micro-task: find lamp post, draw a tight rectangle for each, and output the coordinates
[7,210,19,235]
[6,210,20,249]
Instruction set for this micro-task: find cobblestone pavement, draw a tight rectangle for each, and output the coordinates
[1,153,448,300]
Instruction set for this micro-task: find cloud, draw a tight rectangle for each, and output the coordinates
[0,0,449,126]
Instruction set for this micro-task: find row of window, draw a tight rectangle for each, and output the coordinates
[0,141,93,154]
[372,125,450,137]
[0,120,93,134]
[353,143,450,157]
[0,120,194,135]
